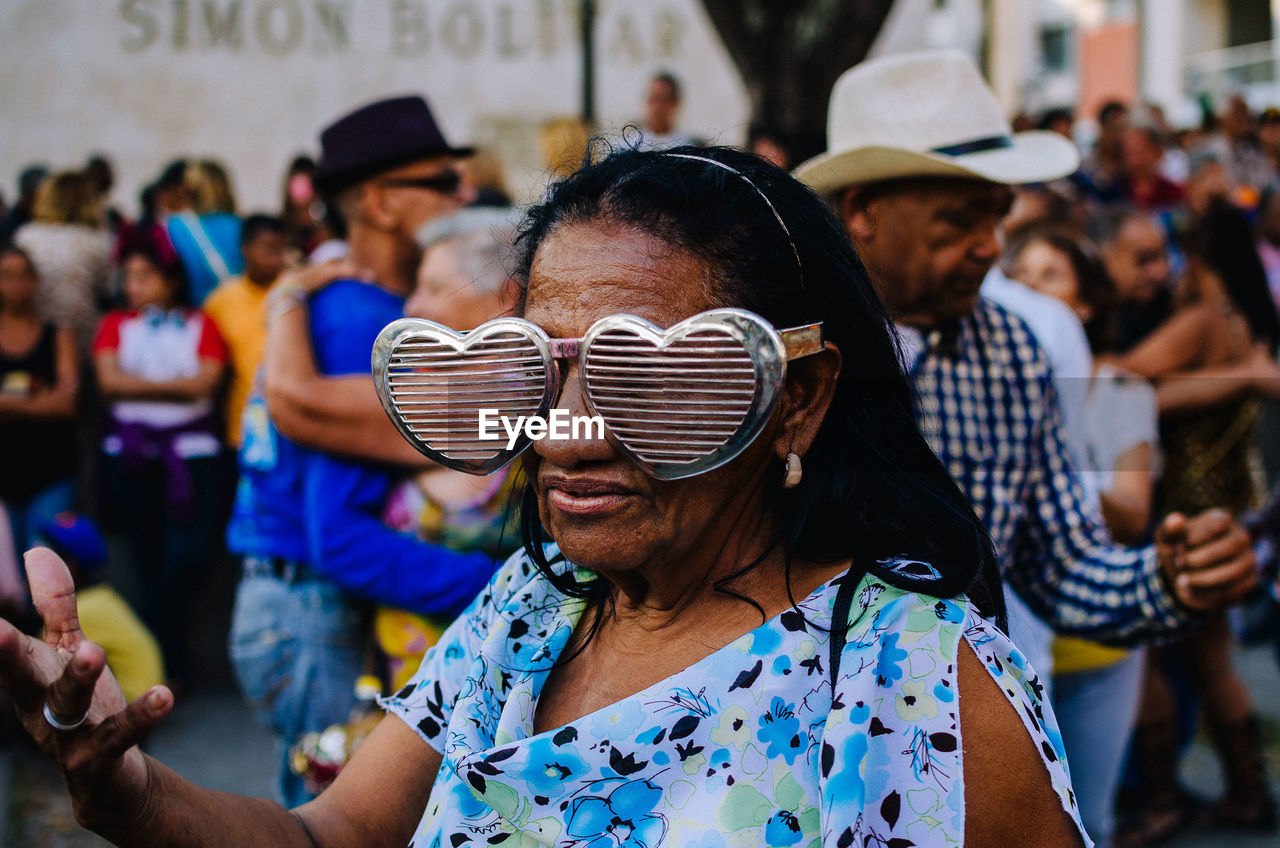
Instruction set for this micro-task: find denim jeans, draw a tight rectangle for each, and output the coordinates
[228,570,365,807]
[1053,648,1146,845]
[4,477,77,562]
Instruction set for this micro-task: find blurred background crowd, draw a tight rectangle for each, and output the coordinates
[7,1,1280,846]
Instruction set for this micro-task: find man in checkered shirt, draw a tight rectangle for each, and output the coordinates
[796,50,1255,653]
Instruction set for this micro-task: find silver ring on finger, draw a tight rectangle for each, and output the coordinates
[43,701,89,731]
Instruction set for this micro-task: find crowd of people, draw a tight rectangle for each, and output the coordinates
[0,50,1277,847]
[1003,86,1280,848]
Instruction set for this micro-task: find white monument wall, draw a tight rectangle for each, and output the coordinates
[0,0,749,214]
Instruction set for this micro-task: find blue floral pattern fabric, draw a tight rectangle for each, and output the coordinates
[382,545,1090,847]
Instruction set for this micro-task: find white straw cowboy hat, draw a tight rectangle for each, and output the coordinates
[794,50,1079,195]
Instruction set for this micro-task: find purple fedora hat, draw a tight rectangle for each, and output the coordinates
[314,95,474,196]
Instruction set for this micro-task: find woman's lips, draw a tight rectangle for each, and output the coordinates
[541,475,636,516]
[546,489,633,515]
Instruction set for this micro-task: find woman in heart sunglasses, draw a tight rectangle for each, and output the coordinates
[0,147,1088,847]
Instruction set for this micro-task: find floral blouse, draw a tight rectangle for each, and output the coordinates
[382,545,1090,847]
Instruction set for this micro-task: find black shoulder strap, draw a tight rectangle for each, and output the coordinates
[828,572,858,696]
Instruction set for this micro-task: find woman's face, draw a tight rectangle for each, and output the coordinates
[522,220,784,578]
[123,255,175,310]
[406,240,505,329]
[1011,240,1089,321]
[0,252,38,310]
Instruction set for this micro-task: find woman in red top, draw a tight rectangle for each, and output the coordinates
[92,232,227,686]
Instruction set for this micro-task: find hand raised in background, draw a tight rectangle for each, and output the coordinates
[1156,508,1257,611]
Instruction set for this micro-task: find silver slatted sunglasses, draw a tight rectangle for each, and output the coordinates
[371,308,824,480]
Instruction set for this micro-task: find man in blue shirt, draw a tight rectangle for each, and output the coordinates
[226,95,488,806]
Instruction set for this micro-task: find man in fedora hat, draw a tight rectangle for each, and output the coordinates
[226,94,493,806]
[796,50,1255,649]
[799,58,1259,842]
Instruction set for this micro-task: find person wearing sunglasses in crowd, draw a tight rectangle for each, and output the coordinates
[0,145,1089,846]
[221,96,494,808]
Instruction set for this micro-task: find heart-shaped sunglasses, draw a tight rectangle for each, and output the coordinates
[371,308,824,480]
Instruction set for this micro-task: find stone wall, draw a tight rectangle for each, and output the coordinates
[0,0,748,213]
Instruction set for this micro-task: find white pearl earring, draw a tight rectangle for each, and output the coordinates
[783,452,802,489]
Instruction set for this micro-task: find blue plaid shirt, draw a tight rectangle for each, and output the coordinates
[906,298,1187,644]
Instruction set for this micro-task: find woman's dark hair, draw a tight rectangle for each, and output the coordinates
[1038,108,1073,133]
[241,213,286,246]
[117,227,190,306]
[1185,197,1280,350]
[0,242,36,272]
[509,145,1005,624]
[288,154,316,175]
[0,243,38,310]
[1007,225,1118,354]
[281,154,317,215]
[154,159,188,194]
[1098,100,1129,127]
[137,184,159,220]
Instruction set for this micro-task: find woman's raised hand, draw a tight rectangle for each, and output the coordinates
[0,547,173,832]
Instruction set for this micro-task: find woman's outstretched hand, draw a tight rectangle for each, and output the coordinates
[0,547,174,832]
